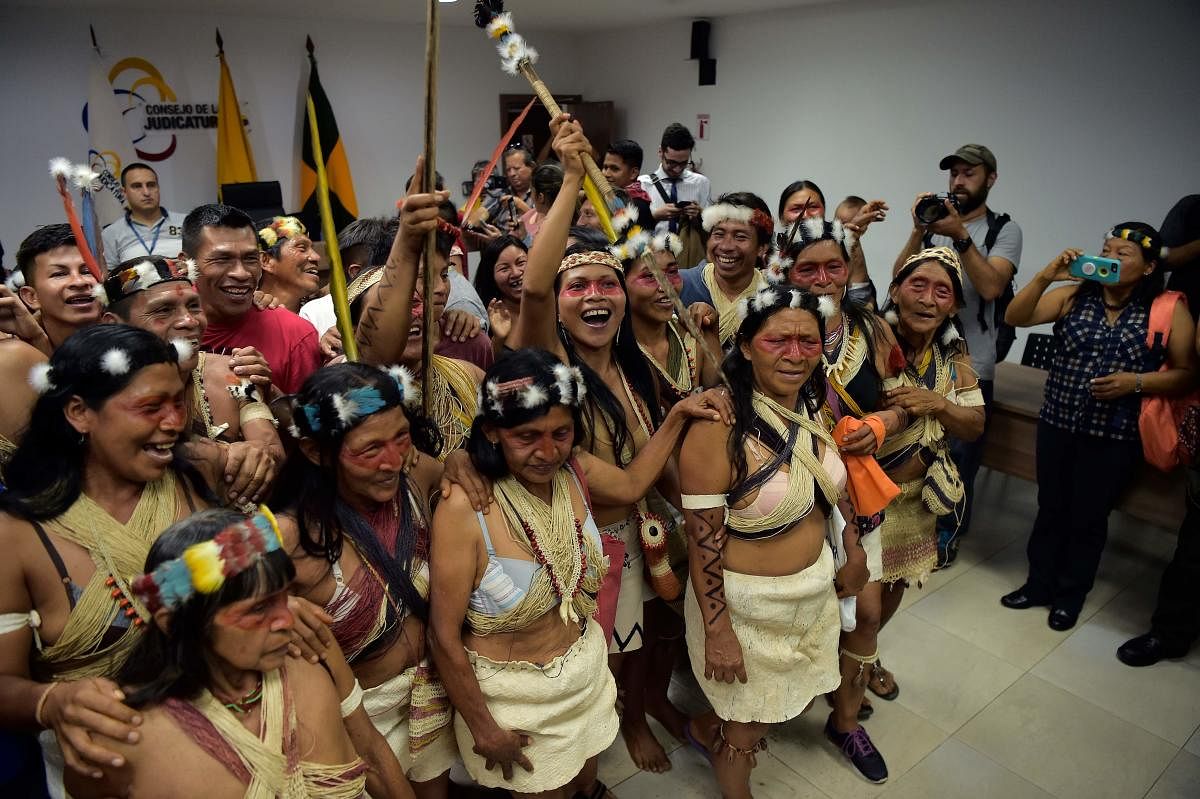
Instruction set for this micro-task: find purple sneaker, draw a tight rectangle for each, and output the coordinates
[824,714,888,784]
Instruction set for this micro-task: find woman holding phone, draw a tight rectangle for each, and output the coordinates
[1000,222,1196,631]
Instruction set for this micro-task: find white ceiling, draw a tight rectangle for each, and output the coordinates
[8,0,841,31]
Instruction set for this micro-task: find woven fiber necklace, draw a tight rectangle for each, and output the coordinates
[494,469,587,625]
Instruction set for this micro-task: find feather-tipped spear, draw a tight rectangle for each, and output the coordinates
[472,0,618,242]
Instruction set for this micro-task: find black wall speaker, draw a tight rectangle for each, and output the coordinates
[699,58,717,86]
[690,20,711,60]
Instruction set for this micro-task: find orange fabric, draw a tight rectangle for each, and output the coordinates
[832,415,900,517]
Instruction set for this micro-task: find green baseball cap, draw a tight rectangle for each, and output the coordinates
[939,144,997,172]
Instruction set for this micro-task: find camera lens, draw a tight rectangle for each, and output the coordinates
[1082,261,1097,276]
[915,197,946,225]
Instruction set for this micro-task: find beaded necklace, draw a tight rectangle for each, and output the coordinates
[638,319,698,406]
[220,674,264,714]
[494,469,589,626]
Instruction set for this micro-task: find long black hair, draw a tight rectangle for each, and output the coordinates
[556,243,662,466]
[270,363,441,624]
[466,348,587,479]
[0,324,212,520]
[473,234,528,306]
[777,180,827,220]
[1074,221,1166,312]
[722,288,828,488]
[119,508,296,708]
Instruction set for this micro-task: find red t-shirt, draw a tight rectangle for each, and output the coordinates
[201,307,322,394]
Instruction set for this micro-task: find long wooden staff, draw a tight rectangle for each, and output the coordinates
[421,0,440,415]
[305,96,358,362]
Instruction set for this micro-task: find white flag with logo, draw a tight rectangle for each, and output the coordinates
[86,51,136,226]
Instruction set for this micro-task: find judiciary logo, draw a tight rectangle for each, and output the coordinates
[83,56,218,164]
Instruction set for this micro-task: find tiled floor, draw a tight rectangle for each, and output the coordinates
[598,471,1200,799]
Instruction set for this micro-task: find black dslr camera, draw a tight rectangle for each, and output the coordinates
[914,193,962,225]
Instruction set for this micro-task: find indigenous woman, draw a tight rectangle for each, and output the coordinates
[677,192,775,351]
[429,348,724,799]
[273,363,456,798]
[67,508,380,799]
[0,325,212,795]
[473,235,528,357]
[1000,223,1196,630]
[875,246,984,634]
[679,286,868,799]
[780,217,906,781]
[627,234,723,406]
[778,180,887,309]
[623,232,725,771]
[349,189,483,462]
[509,115,700,663]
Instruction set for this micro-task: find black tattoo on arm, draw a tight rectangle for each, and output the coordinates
[687,507,729,627]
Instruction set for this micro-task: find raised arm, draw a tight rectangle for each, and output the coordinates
[507,115,589,357]
[356,158,448,366]
[1004,249,1082,328]
[575,389,729,506]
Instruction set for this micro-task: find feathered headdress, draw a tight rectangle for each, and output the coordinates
[291,365,419,437]
[481,363,587,420]
[130,507,284,613]
[48,158,104,282]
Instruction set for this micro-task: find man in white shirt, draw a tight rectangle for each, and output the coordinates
[639,122,712,237]
[100,163,186,267]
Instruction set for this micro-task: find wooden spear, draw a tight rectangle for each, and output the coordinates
[421,0,440,415]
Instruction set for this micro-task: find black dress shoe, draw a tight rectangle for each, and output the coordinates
[1117,633,1190,667]
[1000,588,1047,610]
[1048,608,1078,631]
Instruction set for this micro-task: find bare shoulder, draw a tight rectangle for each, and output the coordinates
[0,338,47,368]
[433,483,478,526]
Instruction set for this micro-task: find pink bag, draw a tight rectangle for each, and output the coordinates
[569,457,621,645]
[1139,292,1200,471]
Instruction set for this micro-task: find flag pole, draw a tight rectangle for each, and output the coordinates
[305,39,358,362]
[420,0,440,415]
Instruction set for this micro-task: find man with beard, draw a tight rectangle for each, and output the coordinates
[892,144,1022,566]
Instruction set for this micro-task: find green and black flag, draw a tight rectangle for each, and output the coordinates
[299,36,358,236]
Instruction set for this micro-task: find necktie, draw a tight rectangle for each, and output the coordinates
[668,178,679,234]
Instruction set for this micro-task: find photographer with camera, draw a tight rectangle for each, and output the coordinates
[892,144,1022,568]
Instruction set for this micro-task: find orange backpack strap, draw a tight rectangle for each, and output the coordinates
[1146,291,1184,350]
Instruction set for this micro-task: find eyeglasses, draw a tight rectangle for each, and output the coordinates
[662,157,693,169]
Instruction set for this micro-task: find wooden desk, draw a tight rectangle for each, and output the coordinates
[983,362,1185,531]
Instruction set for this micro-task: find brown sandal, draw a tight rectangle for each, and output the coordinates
[867,660,899,701]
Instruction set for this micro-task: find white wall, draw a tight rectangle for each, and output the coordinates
[3,0,1198,355]
[574,0,1200,353]
[0,8,581,263]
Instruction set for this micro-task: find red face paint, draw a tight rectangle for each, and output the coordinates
[216,590,292,631]
[341,433,411,470]
[122,393,187,428]
[631,265,682,290]
[559,277,624,298]
[754,334,822,360]
[789,260,848,288]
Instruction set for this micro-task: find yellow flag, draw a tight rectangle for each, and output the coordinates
[216,30,256,194]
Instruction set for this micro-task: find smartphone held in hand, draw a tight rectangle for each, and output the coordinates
[1068,254,1121,284]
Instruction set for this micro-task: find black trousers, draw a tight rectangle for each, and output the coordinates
[1150,465,1200,648]
[1025,421,1142,615]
